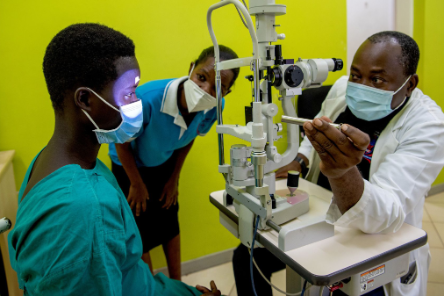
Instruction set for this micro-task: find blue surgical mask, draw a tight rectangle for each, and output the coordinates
[82,88,143,144]
[345,76,411,121]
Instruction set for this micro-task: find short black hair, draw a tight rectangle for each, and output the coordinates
[194,45,240,88]
[43,23,135,111]
[367,31,419,76]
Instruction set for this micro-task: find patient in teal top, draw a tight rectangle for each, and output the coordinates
[8,23,220,296]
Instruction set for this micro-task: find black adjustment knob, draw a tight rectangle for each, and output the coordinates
[287,171,300,188]
[332,58,344,72]
[275,45,284,65]
[284,65,304,88]
[244,75,254,82]
[271,67,283,87]
[270,194,277,209]
[226,193,233,205]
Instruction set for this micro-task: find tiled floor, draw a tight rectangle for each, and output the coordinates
[425,192,444,295]
[182,192,444,295]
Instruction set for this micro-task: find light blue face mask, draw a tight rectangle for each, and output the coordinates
[82,88,143,144]
[345,76,411,121]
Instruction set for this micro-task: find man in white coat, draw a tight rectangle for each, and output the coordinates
[233,31,444,296]
[282,31,444,295]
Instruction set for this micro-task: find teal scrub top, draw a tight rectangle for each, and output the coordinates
[8,152,201,296]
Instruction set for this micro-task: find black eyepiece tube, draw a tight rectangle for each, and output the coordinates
[332,58,344,72]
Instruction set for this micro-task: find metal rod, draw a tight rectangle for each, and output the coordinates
[266,219,281,232]
[282,115,342,130]
[253,59,261,103]
[216,73,225,166]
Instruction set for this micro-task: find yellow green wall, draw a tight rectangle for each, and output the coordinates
[0,0,346,269]
[413,0,444,185]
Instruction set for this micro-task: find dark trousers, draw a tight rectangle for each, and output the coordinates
[232,244,385,296]
[111,160,179,253]
[232,244,285,296]
[0,253,8,296]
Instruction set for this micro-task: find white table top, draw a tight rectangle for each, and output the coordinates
[210,178,427,284]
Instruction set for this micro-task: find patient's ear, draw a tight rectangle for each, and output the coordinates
[74,87,93,112]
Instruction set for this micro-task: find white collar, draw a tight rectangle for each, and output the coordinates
[160,76,189,139]
[160,76,213,139]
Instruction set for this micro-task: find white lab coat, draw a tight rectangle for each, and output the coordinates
[298,76,444,296]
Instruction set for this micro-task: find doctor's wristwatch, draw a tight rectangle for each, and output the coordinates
[294,156,309,178]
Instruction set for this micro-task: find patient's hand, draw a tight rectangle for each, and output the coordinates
[275,160,302,178]
[196,280,221,296]
[275,153,308,178]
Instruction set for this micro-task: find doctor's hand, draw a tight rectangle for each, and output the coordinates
[303,116,370,180]
[196,280,222,296]
[160,175,179,209]
[128,182,149,217]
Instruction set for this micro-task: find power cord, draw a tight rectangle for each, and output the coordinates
[249,215,307,296]
[301,280,307,296]
[250,215,261,296]
[235,0,249,28]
